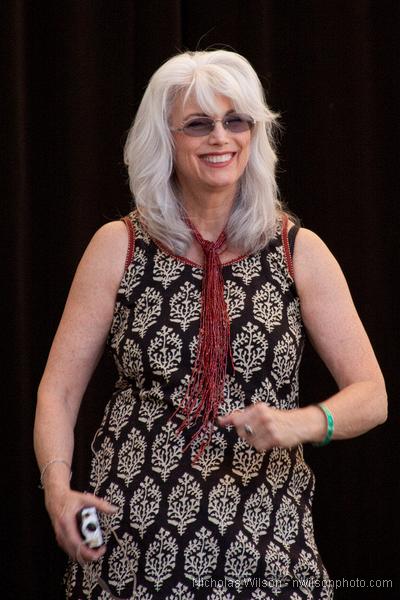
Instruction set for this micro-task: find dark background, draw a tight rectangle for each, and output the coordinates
[3,1,399,598]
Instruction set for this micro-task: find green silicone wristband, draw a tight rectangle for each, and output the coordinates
[312,403,334,447]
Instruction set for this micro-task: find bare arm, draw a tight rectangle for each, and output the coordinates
[291,227,387,440]
[34,220,128,560]
[219,227,387,448]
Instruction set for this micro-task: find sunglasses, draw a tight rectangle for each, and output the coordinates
[172,113,255,137]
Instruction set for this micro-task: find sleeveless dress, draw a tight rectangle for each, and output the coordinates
[65,211,333,600]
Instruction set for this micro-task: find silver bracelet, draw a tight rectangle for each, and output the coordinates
[39,458,72,489]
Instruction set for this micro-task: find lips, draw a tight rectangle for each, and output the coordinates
[200,152,235,165]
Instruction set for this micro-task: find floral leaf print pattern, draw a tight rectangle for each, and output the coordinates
[109,388,135,440]
[148,326,182,382]
[82,558,102,598]
[108,532,140,594]
[145,528,178,591]
[117,428,146,486]
[266,448,291,496]
[224,279,246,320]
[130,585,153,599]
[132,286,163,338]
[231,253,262,284]
[170,281,201,331]
[219,376,246,430]
[191,429,227,479]
[167,473,203,535]
[208,475,240,535]
[138,381,167,431]
[251,378,279,408]
[249,590,272,600]
[292,549,320,596]
[224,531,260,592]
[100,482,125,543]
[273,495,300,550]
[232,322,268,382]
[267,246,290,293]
[130,476,162,538]
[109,303,130,352]
[120,247,147,299]
[184,527,219,581]
[153,250,185,289]
[90,436,114,492]
[166,582,195,600]
[287,298,303,345]
[232,438,265,485]
[207,590,236,600]
[170,375,192,419]
[151,420,184,482]
[271,332,297,389]
[243,483,274,544]
[302,505,319,555]
[121,340,145,387]
[287,460,312,505]
[264,541,291,594]
[252,282,284,332]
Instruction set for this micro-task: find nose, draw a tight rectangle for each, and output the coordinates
[208,120,228,144]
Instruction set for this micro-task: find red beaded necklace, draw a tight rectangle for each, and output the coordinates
[171,218,233,461]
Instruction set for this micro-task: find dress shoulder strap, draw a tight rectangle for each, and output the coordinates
[121,215,135,270]
[281,214,299,280]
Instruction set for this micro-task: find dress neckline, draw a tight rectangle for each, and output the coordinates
[133,211,282,270]
[150,234,251,270]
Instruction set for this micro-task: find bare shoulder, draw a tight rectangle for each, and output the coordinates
[291,226,333,263]
[87,220,128,263]
[290,227,346,296]
[78,220,129,290]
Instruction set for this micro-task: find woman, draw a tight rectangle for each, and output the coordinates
[34,50,387,599]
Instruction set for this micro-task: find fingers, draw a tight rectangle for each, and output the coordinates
[218,405,273,451]
[218,408,258,443]
[82,492,118,515]
[219,404,301,451]
[217,407,243,427]
[75,540,106,565]
[49,489,116,563]
[218,407,257,429]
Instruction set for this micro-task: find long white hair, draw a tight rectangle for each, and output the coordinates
[124,50,281,255]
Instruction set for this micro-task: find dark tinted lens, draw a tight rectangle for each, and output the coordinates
[225,114,254,133]
[183,117,213,136]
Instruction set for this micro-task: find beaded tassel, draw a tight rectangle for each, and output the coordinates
[171,219,232,461]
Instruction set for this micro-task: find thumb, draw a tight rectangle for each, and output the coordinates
[217,414,233,426]
[82,493,118,515]
[218,407,245,427]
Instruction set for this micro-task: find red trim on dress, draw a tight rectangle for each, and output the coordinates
[282,214,295,279]
[121,216,135,270]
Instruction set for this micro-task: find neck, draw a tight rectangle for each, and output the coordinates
[180,186,237,241]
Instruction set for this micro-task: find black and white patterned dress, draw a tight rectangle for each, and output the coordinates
[66,211,332,600]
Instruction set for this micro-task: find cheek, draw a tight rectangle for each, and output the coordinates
[173,151,189,178]
[239,144,251,172]
[174,143,200,172]
[239,135,251,161]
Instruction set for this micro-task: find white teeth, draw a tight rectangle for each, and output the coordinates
[202,153,233,163]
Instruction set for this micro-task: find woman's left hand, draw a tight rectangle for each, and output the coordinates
[217,404,324,451]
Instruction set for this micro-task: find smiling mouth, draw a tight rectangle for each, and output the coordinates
[200,152,235,164]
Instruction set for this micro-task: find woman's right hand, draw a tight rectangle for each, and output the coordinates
[44,485,118,563]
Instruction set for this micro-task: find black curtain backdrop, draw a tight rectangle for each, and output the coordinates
[3,1,399,598]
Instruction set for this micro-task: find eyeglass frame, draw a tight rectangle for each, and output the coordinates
[170,112,256,137]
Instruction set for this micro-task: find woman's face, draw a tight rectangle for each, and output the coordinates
[170,94,252,197]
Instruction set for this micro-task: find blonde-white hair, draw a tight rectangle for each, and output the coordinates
[124,50,281,254]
